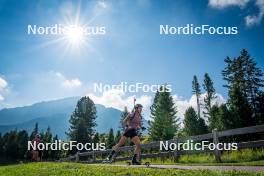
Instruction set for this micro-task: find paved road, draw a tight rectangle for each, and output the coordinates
[96,164,264,172]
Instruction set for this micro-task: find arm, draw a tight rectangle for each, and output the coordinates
[123,114,130,126]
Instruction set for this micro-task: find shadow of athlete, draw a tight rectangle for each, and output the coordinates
[105,104,143,165]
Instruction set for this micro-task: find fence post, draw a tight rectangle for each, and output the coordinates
[75,151,80,162]
[173,137,179,162]
[92,151,96,163]
[212,129,221,162]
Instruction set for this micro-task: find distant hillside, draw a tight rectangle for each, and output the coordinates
[0,97,123,139]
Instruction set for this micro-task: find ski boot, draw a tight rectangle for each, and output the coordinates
[102,150,116,164]
[131,154,141,165]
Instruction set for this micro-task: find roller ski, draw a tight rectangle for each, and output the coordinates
[127,161,150,167]
[126,154,141,165]
[102,150,117,164]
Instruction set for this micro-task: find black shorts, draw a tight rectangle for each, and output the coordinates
[123,128,138,138]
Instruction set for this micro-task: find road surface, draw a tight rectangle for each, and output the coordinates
[95,164,264,172]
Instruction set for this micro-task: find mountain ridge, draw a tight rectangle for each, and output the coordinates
[0,97,123,139]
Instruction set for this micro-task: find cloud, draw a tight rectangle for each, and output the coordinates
[173,93,226,122]
[208,0,250,8]
[54,72,82,89]
[0,76,8,91]
[87,89,152,116]
[62,79,82,88]
[87,88,226,123]
[208,0,264,27]
[245,0,264,26]
[0,94,4,101]
[0,76,8,102]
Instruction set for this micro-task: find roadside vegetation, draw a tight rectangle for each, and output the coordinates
[0,162,263,176]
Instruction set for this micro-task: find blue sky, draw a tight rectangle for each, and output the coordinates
[0,0,263,118]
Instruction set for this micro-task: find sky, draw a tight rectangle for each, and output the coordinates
[0,0,263,120]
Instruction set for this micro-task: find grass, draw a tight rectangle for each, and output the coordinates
[114,148,264,166]
[0,162,263,176]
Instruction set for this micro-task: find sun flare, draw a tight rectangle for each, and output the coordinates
[65,25,85,46]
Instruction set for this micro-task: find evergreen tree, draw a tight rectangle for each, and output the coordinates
[209,104,237,131]
[255,91,264,124]
[30,122,39,140]
[115,130,121,144]
[150,89,161,119]
[67,96,97,151]
[203,73,216,118]
[93,132,100,143]
[99,133,106,143]
[43,127,53,159]
[3,131,18,159]
[208,105,221,131]
[183,107,199,136]
[50,135,61,160]
[106,128,115,149]
[0,133,2,158]
[183,107,208,136]
[222,49,264,127]
[192,75,201,118]
[17,130,29,160]
[119,106,129,132]
[229,86,253,127]
[197,117,208,134]
[149,85,179,140]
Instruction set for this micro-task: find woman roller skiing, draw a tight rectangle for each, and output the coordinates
[104,104,143,165]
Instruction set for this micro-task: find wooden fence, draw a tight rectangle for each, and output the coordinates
[61,124,264,163]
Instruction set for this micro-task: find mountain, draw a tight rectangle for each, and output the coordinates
[0,97,123,139]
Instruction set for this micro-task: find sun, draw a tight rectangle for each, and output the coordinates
[64,25,85,46]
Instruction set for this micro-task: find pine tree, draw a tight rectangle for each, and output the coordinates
[115,130,121,144]
[4,131,18,159]
[106,128,115,149]
[44,126,52,142]
[93,132,100,143]
[0,133,2,158]
[67,96,97,148]
[209,104,235,131]
[203,73,216,118]
[50,135,60,160]
[17,130,28,159]
[255,91,264,124]
[30,123,39,140]
[183,107,199,136]
[149,85,179,140]
[150,90,161,119]
[197,117,208,134]
[229,86,253,127]
[192,75,201,118]
[222,49,264,127]
[99,133,106,143]
[183,107,208,136]
[43,127,53,159]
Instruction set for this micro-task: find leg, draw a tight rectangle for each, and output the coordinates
[131,136,141,164]
[113,136,126,151]
[131,136,141,155]
[105,136,126,162]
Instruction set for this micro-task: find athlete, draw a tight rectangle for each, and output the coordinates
[31,134,42,161]
[105,104,143,165]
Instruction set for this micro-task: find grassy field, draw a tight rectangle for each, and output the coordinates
[115,148,264,166]
[0,162,263,176]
